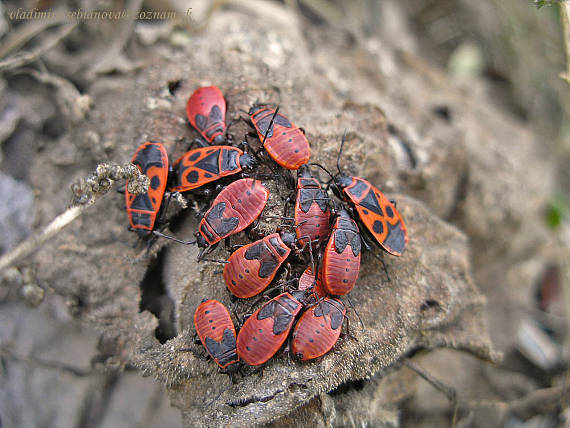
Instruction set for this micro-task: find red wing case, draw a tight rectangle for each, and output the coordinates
[186,86,226,144]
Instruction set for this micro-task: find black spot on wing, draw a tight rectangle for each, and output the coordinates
[274,114,292,128]
[195,114,207,131]
[188,151,200,162]
[221,148,239,172]
[209,105,223,122]
[359,188,384,216]
[245,241,265,260]
[130,193,153,211]
[194,149,220,174]
[299,188,327,213]
[258,300,276,320]
[134,144,166,175]
[346,179,368,199]
[329,303,344,330]
[385,204,394,218]
[204,336,221,357]
[245,241,279,278]
[186,170,199,184]
[258,258,278,278]
[273,311,294,335]
[314,301,330,318]
[150,175,161,190]
[334,229,348,254]
[384,220,406,254]
[350,233,361,257]
[206,202,239,236]
[372,220,384,234]
[205,329,237,365]
[255,114,275,139]
[268,237,288,257]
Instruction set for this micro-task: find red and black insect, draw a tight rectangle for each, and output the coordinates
[249,106,310,170]
[125,141,169,238]
[321,209,361,296]
[291,297,346,360]
[330,133,408,256]
[194,299,239,369]
[223,227,318,299]
[186,86,227,144]
[169,145,255,193]
[237,291,305,366]
[196,178,269,250]
[223,232,292,299]
[293,165,331,248]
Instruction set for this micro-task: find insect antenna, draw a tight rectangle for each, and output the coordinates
[261,106,280,147]
[345,295,365,329]
[309,162,335,182]
[337,128,349,174]
[152,230,196,245]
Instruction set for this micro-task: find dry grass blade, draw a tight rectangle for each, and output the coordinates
[0,23,77,72]
[0,163,149,272]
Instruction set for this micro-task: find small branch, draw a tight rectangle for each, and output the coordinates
[0,163,149,272]
[0,23,77,73]
[402,359,457,403]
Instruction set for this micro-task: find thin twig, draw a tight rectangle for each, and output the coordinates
[0,23,77,72]
[402,359,457,403]
[0,163,149,272]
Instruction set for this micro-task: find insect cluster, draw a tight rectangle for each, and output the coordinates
[123,85,408,372]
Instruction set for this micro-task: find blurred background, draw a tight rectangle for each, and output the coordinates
[0,0,568,427]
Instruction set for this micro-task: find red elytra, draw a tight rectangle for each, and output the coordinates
[294,165,331,248]
[336,175,408,256]
[196,178,269,248]
[224,233,291,299]
[298,266,326,298]
[194,299,239,369]
[125,141,169,238]
[291,297,346,360]
[249,106,310,170]
[236,292,303,366]
[169,145,254,192]
[186,86,227,144]
[321,209,361,296]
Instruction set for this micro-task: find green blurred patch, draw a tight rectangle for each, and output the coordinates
[545,194,570,228]
[534,0,567,9]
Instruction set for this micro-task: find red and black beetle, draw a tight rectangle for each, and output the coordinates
[223,232,292,299]
[223,228,318,299]
[291,297,346,360]
[331,134,408,256]
[293,165,331,248]
[169,145,255,193]
[249,106,310,170]
[194,299,239,369]
[196,178,269,250]
[236,291,306,366]
[321,209,361,296]
[125,141,169,238]
[186,86,227,144]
